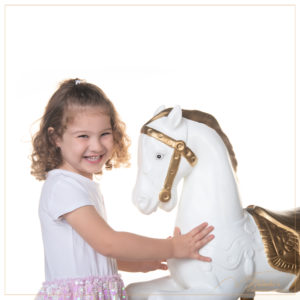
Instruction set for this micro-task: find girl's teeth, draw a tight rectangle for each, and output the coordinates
[86,156,100,161]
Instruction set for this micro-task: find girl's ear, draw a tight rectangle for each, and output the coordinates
[166,105,182,128]
[48,127,60,147]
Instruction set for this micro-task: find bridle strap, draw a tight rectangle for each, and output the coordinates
[141,125,197,202]
[141,126,197,165]
[159,149,182,202]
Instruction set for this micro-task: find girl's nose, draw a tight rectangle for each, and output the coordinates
[90,137,104,152]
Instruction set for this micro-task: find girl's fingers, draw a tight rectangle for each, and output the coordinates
[173,226,181,237]
[195,254,212,262]
[159,263,168,270]
[173,223,214,261]
[194,226,214,241]
[195,234,215,249]
[189,222,208,237]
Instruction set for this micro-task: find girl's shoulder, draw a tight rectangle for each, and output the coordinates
[40,170,96,220]
[44,169,98,194]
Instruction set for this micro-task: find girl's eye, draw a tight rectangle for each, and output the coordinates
[156,153,164,160]
[78,135,89,138]
[101,132,112,137]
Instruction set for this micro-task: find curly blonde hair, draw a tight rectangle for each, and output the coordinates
[31,78,131,180]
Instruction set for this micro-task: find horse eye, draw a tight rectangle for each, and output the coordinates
[156,153,164,160]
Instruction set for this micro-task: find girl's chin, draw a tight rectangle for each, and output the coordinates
[85,163,105,174]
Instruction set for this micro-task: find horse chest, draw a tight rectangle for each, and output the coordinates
[169,214,260,290]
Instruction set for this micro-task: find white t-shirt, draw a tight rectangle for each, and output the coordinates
[38,169,118,282]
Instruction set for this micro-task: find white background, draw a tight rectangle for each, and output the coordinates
[0,0,299,299]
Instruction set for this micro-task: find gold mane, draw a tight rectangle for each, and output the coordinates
[143,108,238,172]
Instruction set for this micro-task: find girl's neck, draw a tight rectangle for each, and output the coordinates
[58,163,94,180]
[55,167,96,183]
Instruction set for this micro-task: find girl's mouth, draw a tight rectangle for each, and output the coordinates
[84,155,104,163]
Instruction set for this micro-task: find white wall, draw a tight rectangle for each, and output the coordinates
[1,1,298,299]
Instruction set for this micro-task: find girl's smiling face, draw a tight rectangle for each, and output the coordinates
[53,106,114,179]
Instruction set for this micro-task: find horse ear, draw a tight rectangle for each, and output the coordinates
[166,105,182,128]
[153,105,166,116]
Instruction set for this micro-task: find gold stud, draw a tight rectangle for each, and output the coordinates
[160,190,171,202]
[176,142,185,151]
[163,194,170,201]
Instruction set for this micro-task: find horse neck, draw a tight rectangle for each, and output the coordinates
[176,122,244,231]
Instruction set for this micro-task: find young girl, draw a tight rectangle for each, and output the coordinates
[32,78,214,300]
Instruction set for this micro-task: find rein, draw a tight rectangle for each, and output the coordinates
[141,125,197,202]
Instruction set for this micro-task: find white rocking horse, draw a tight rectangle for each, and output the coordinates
[126,106,300,300]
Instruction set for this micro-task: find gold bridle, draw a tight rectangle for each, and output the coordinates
[141,125,197,202]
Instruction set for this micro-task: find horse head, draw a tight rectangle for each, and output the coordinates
[132,106,196,215]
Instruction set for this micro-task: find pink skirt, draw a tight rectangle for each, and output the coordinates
[35,274,127,300]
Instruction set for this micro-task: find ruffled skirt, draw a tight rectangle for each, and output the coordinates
[35,274,127,300]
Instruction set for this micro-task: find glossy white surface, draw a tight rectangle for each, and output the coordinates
[128,106,296,300]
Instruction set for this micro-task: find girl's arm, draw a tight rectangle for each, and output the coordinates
[117,260,168,273]
[64,205,214,262]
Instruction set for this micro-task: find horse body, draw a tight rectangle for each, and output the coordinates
[128,106,296,299]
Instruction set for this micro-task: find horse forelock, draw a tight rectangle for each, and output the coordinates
[143,107,238,172]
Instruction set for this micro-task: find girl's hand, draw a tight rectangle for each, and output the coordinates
[171,222,214,261]
[137,260,168,273]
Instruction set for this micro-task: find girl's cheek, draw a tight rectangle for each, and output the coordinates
[104,135,114,145]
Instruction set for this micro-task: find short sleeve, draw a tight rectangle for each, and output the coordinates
[46,177,93,221]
